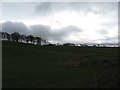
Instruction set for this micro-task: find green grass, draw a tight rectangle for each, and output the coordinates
[2,41,118,88]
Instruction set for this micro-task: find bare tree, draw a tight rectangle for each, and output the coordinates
[26,35,35,44]
[36,37,41,45]
[11,32,21,42]
[20,34,26,43]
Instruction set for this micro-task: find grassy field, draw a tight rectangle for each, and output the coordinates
[2,41,118,88]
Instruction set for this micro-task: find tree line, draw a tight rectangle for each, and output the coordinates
[1,32,49,45]
[1,31,106,47]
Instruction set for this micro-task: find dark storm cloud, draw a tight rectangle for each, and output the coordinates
[2,21,29,35]
[2,21,82,42]
[35,2,117,16]
[30,24,51,38]
[30,24,82,42]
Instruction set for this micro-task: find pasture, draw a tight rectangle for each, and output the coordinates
[2,41,118,88]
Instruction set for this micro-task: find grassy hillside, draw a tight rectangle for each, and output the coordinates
[2,41,118,88]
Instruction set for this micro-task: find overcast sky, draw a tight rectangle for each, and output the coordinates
[1,2,118,44]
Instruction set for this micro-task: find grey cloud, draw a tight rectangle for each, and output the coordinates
[104,36,118,41]
[35,2,92,15]
[2,21,29,35]
[30,24,51,38]
[2,21,82,43]
[35,2,117,16]
[49,25,82,42]
[2,21,117,45]
[97,30,118,43]
[30,24,82,42]
[97,29,109,35]
[35,2,53,16]
[99,36,118,44]
[102,22,118,27]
